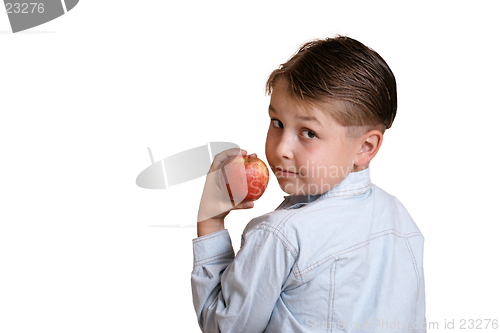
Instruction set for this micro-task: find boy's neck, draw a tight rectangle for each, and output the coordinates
[353,164,368,172]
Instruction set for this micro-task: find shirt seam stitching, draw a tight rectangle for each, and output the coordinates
[248,226,302,284]
[193,229,228,244]
[277,205,308,233]
[328,260,337,333]
[404,238,421,300]
[194,250,234,266]
[296,230,422,277]
[254,224,298,259]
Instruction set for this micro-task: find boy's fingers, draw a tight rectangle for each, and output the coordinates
[215,148,246,160]
[211,148,247,172]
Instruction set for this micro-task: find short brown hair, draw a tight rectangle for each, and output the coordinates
[266,36,397,138]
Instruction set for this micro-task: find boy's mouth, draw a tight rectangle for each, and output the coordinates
[275,167,299,178]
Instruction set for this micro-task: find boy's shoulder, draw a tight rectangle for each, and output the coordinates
[242,207,297,238]
[240,207,303,258]
[243,184,421,246]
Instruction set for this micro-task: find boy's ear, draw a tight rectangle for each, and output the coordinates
[353,130,383,168]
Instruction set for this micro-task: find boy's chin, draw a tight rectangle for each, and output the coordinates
[279,183,299,195]
[279,183,321,196]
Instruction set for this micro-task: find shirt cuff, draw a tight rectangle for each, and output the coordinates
[192,229,234,267]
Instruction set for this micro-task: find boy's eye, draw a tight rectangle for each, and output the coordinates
[272,119,316,139]
[271,119,283,128]
[302,130,317,139]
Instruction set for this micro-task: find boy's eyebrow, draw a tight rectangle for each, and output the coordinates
[269,104,322,126]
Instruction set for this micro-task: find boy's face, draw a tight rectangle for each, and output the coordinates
[265,80,363,196]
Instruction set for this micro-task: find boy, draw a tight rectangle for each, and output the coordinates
[191,36,426,332]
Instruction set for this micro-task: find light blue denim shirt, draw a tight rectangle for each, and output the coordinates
[191,166,426,332]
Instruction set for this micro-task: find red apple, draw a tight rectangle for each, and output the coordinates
[218,154,269,202]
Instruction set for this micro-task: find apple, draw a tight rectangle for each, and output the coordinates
[218,154,269,202]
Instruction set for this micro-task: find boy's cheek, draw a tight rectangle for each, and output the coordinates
[264,141,274,163]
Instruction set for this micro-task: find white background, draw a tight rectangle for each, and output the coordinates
[1,1,499,332]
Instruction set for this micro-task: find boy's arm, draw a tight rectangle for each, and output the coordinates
[197,218,226,237]
[191,226,295,333]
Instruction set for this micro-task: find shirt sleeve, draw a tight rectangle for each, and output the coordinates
[191,227,296,333]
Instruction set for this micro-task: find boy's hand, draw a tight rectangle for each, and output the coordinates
[197,148,255,232]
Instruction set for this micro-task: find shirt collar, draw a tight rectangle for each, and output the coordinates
[283,166,372,206]
[318,166,372,200]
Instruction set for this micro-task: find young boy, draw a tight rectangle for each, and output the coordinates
[191,36,426,333]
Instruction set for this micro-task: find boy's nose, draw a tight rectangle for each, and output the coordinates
[275,136,294,160]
